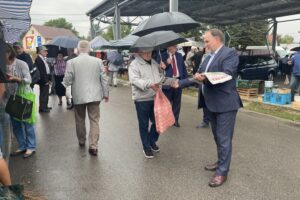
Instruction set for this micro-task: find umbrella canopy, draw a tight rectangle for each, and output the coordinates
[107,51,123,65]
[48,36,80,48]
[132,12,199,36]
[44,45,68,58]
[103,35,139,50]
[290,46,300,52]
[129,31,187,53]
[90,36,110,49]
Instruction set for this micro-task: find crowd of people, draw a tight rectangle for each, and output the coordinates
[1,27,299,189]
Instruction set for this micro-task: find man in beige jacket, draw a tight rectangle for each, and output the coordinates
[63,40,109,156]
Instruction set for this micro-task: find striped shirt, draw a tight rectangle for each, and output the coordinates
[54,60,66,76]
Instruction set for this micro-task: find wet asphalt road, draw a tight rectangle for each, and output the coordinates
[9,83,300,200]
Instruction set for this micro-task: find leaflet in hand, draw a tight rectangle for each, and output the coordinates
[204,72,232,85]
[157,77,177,86]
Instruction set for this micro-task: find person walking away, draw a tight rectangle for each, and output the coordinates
[129,51,163,159]
[35,46,51,113]
[53,52,67,105]
[63,40,109,156]
[5,43,37,158]
[160,45,188,127]
[185,46,197,73]
[288,51,300,101]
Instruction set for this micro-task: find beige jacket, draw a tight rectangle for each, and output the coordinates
[63,53,109,105]
[129,55,162,101]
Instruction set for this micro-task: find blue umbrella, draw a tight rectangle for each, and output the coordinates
[107,51,123,66]
[103,35,139,50]
[48,36,80,48]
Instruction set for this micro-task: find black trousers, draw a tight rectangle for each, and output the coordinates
[39,84,49,110]
[162,87,182,122]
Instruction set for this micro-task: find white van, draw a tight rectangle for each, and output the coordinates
[246,46,287,59]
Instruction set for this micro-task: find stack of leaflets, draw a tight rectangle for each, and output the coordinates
[189,72,232,85]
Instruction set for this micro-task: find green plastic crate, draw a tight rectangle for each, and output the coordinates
[236,80,260,89]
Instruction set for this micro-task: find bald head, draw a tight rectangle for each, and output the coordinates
[78,40,91,54]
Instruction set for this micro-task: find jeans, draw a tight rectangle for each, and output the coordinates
[10,117,36,151]
[109,71,118,86]
[290,74,300,101]
[134,101,159,151]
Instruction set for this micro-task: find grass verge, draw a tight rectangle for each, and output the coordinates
[182,88,300,122]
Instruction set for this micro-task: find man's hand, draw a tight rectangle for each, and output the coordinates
[160,62,166,70]
[149,83,160,91]
[103,96,109,102]
[194,73,206,81]
[171,79,179,88]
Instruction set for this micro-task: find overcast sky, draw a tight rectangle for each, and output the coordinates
[30,0,300,42]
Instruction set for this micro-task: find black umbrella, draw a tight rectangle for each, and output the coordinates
[48,36,80,48]
[132,12,199,36]
[129,31,187,53]
[44,45,68,58]
[290,46,300,52]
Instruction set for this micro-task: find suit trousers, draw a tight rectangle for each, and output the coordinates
[74,101,100,150]
[163,87,182,122]
[39,84,49,110]
[208,110,238,176]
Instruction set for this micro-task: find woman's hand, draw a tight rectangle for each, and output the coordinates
[6,74,22,82]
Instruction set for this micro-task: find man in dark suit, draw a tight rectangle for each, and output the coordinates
[178,29,242,187]
[35,46,51,113]
[160,45,188,127]
[195,29,242,187]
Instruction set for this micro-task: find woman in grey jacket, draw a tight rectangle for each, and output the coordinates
[129,51,162,159]
[5,43,36,158]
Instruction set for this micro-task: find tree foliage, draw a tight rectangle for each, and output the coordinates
[279,35,294,44]
[97,25,132,41]
[44,18,79,37]
[225,20,269,49]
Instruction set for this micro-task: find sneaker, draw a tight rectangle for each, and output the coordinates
[143,150,154,159]
[151,143,160,152]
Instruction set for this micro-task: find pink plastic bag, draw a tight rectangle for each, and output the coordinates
[154,90,175,134]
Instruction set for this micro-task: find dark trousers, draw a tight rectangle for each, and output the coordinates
[203,107,210,124]
[39,84,49,110]
[162,88,182,122]
[208,110,238,176]
[134,100,159,151]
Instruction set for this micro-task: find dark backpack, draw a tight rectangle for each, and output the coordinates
[30,64,40,84]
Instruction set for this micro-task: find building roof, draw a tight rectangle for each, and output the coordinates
[31,24,76,40]
[87,0,300,25]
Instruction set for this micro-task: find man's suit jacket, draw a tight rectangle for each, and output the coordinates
[161,51,188,80]
[35,56,49,85]
[198,46,242,113]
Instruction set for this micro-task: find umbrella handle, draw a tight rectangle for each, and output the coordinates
[159,50,162,63]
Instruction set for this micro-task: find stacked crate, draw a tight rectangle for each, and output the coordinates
[236,80,259,99]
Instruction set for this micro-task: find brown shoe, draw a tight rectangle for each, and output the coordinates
[208,175,227,187]
[204,162,218,171]
[88,148,98,156]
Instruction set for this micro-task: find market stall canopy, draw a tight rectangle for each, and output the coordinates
[0,0,32,42]
[178,38,203,48]
[90,35,110,49]
[87,0,300,25]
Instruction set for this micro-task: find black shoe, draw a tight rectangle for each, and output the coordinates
[47,107,52,110]
[196,122,209,128]
[173,121,180,127]
[114,85,117,87]
[143,150,154,159]
[79,142,85,147]
[23,150,35,158]
[39,108,50,113]
[88,148,98,156]
[10,149,26,156]
[150,143,160,152]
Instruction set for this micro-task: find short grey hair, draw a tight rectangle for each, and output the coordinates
[77,40,91,53]
[208,29,225,42]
